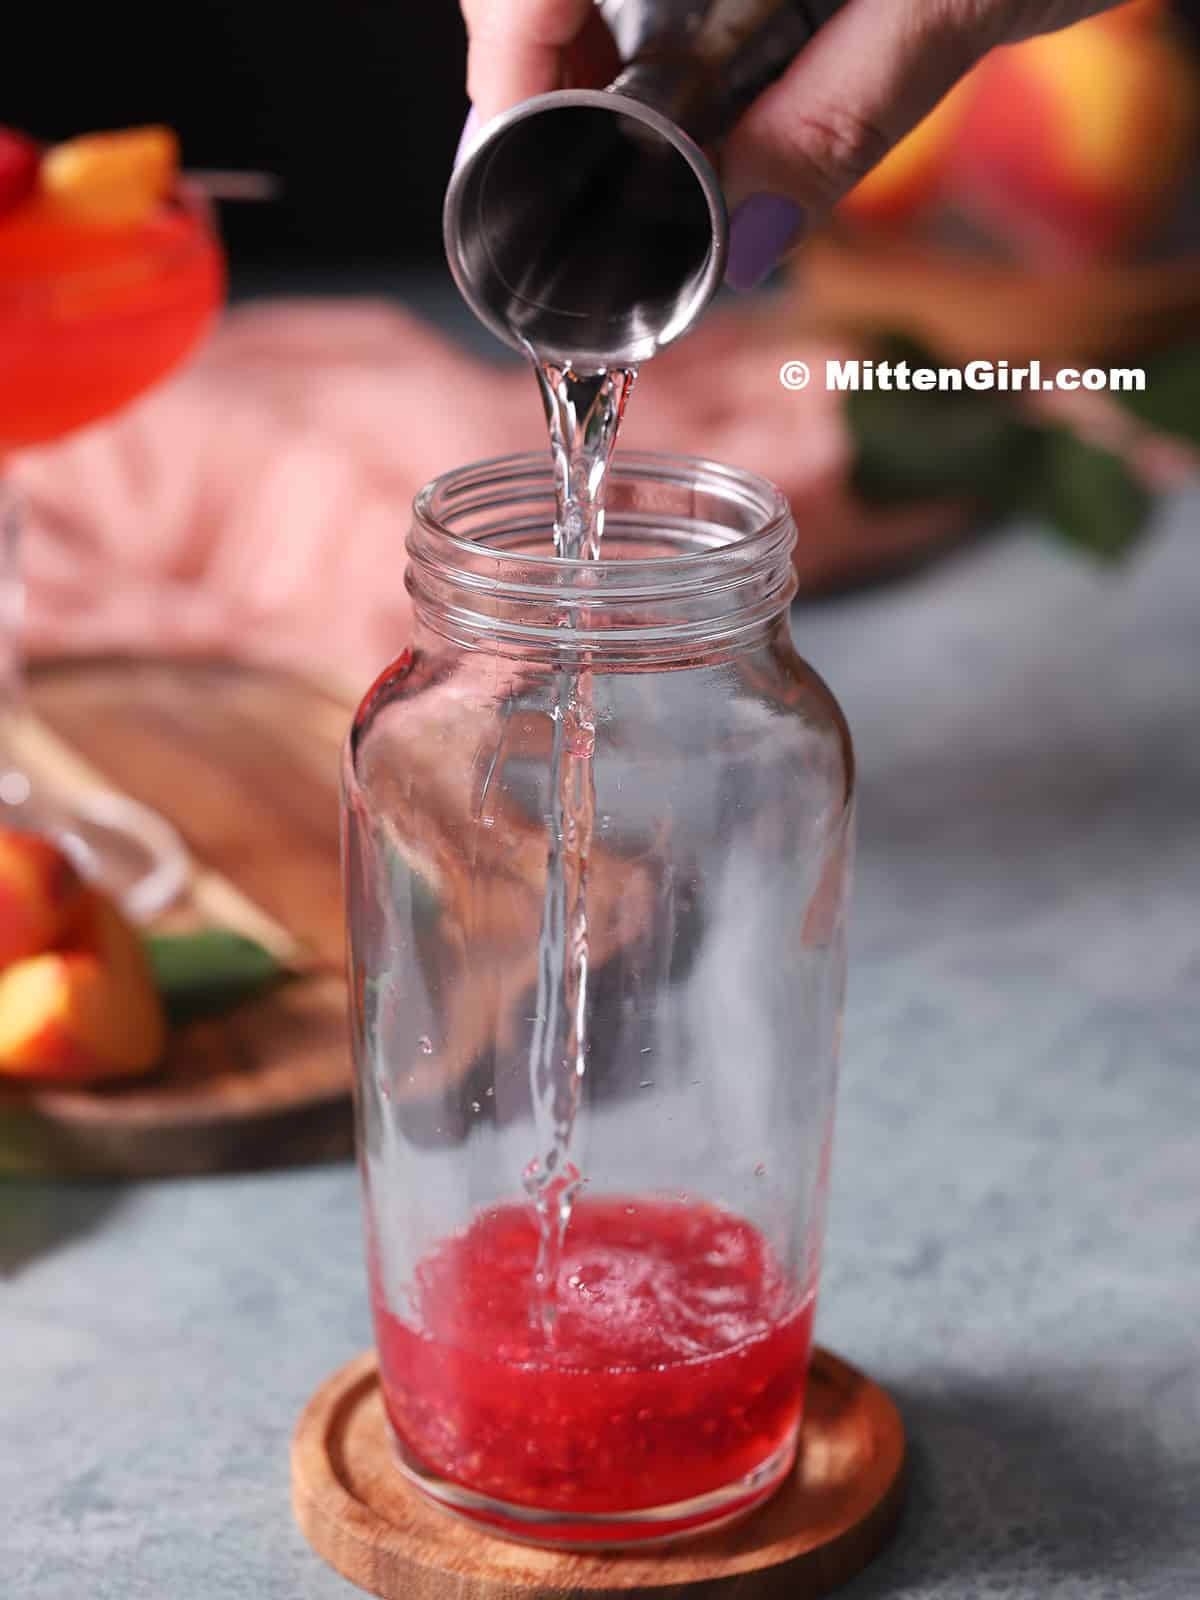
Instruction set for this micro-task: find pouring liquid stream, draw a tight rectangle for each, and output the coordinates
[521,350,636,1341]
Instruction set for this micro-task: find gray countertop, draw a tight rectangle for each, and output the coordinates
[4,483,1199,1599]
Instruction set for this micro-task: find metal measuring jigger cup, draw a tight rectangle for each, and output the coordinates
[444,0,846,369]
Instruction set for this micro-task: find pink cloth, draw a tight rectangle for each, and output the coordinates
[12,301,540,684]
[11,297,1185,688]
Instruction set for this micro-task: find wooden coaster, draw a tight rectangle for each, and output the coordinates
[0,657,355,1178]
[291,1347,905,1600]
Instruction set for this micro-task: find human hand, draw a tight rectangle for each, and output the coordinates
[459,0,1134,287]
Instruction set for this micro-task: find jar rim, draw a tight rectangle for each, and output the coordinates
[406,451,797,661]
[411,450,793,580]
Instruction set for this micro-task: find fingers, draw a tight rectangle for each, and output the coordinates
[463,0,594,123]
[725,0,999,288]
[1000,0,1125,43]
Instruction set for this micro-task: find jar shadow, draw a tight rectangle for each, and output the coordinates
[835,1370,1192,1596]
[0,1179,128,1278]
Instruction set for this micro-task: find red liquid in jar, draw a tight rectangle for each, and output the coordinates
[373,1197,814,1541]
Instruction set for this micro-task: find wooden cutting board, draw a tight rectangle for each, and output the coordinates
[0,656,358,1178]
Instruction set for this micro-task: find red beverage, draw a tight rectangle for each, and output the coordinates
[0,196,222,452]
[373,1197,814,1544]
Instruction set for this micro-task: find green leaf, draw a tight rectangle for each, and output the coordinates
[1109,345,1200,450]
[144,931,290,1025]
[845,335,1045,510]
[842,330,1165,566]
[1037,428,1154,564]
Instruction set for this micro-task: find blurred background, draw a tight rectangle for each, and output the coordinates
[7,1,1200,287]
[3,14,1199,1598]
[2,0,1198,711]
[7,2,470,292]
[1,0,1197,679]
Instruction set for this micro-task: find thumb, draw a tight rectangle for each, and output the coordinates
[722,0,996,289]
[464,0,607,125]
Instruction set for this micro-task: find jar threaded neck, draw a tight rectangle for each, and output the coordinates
[407,452,797,663]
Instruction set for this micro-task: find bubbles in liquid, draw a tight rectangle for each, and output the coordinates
[417,1035,434,1056]
[754,1163,767,1178]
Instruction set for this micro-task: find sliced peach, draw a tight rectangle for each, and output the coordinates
[39,125,179,227]
[0,888,165,1082]
[0,827,82,969]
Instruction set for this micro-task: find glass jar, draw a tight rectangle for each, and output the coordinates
[343,451,855,1548]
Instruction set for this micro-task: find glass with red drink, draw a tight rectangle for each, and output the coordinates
[344,453,853,1546]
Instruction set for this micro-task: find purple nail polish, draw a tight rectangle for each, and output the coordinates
[454,106,481,170]
[725,195,808,291]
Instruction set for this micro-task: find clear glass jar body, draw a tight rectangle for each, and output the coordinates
[343,453,854,1548]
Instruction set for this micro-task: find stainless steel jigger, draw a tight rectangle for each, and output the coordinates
[444,1,846,368]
